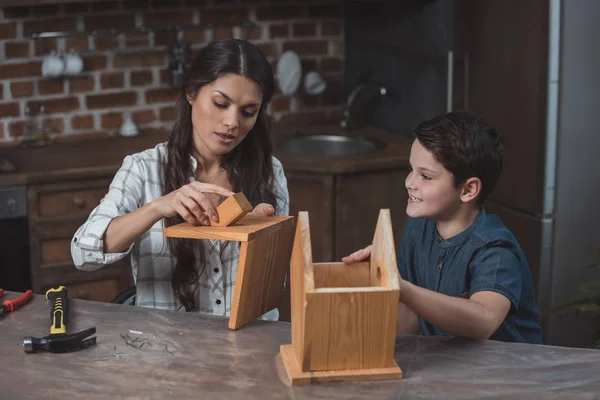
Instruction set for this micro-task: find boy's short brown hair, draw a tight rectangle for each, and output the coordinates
[414,111,504,205]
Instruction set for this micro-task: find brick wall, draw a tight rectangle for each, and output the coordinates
[0,0,344,144]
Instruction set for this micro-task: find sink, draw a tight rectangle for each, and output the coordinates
[282,134,386,156]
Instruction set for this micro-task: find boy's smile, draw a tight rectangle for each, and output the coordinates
[405,139,463,221]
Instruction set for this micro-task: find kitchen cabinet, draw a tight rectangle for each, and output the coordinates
[28,178,133,302]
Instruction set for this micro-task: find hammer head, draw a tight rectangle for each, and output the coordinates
[23,327,96,353]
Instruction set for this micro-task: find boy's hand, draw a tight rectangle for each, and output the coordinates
[251,203,275,216]
[342,245,372,264]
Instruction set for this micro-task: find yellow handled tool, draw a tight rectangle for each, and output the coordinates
[46,286,68,335]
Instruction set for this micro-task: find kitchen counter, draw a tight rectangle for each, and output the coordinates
[0,123,412,187]
[1,291,599,399]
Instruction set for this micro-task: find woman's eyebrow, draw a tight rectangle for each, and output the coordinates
[213,90,261,108]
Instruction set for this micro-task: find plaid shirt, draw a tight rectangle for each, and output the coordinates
[71,142,289,319]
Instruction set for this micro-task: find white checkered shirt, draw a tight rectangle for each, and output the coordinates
[71,142,289,319]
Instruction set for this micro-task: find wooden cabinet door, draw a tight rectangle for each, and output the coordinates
[335,169,409,261]
[286,172,335,263]
[453,0,549,215]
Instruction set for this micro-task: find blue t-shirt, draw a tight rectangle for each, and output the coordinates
[398,210,543,344]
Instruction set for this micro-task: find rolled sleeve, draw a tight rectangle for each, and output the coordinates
[468,241,523,311]
[272,156,290,216]
[71,154,145,271]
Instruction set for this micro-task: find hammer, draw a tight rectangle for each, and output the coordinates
[23,286,97,353]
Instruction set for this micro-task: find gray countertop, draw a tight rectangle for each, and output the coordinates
[1,291,599,399]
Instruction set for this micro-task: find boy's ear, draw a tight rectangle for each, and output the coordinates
[186,93,194,105]
[460,177,482,204]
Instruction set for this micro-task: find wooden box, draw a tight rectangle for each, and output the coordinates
[278,209,402,385]
[164,211,295,330]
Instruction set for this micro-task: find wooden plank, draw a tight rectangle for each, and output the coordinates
[163,215,294,242]
[228,223,295,329]
[313,262,370,289]
[305,289,399,372]
[278,345,402,386]
[370,209,400,289]
[211,193,253,227]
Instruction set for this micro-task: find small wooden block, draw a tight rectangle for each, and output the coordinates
[279,345,403,385]
[212,192,253,227]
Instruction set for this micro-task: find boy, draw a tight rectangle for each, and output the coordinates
[343,111,542,343]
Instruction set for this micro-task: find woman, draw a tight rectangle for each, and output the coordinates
[71,39,289,319]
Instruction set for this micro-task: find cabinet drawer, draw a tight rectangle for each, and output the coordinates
[37,187,108,219]
[40,238,73,265]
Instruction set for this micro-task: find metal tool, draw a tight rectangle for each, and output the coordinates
[23,286,96,353]
[0,289,33,319]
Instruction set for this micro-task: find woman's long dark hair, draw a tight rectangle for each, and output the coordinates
[163,39,277,311]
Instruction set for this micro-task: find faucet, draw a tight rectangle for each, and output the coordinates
[340,83,388,130]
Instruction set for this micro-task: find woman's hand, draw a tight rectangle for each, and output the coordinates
[152,182,234,225]
[251,203,275,216]
[342,244,372,264]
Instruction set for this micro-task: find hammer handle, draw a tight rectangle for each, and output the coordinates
[46,286,68,335]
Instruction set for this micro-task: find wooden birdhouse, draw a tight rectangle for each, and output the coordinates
[163,193,295,330]
[278,209,402,385]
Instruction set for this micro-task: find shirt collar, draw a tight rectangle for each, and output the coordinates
[434,209,487,248]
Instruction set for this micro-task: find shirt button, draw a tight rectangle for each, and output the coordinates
[436,264,441,271]
[73,237,77,243]
[216,299,222,305]
[213,268,219,273]
[436,237,441,244]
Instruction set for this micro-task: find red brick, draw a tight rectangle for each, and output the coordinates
[270,96,290,112]
[159,70,171,85]
[243,26,263,41]
[27,97,80,114]
[0,23,17,40]
[0,103,20,118]
[321,57,342,72]
[38,78,65,96]
[269,24,288,39]
[65,3,90,14]
[146,88,178,104]
[82,55,108,71]
[86,92,138,109]
[154,32,175,47]
[256,43,277,58]
[322,77,342,106]
[159,106,176,121]
[182,0,208,5]
[3,7,29,19]
[300,58,318,72]
[283,40,328,56]
[0,123,3,139]
[125,33,150,48]
[214,27,234,41]
[298,93,319,108]
[24,18,77,37]
[91,1,120,12]
[0,83,3,100]
[47,117,65,134]
[123,0,151,10]
[143,11,193,29]
[5,42,30,59]
[101,72,125,89]
[35,38,60,56]
[256,6,305,21]
[71,114,95,130]
[333,38,342,56]
[84,14,135,31]
[182,29,206,46]
[65,37,89,52]
[69,75,95,93]
[101,112,123,129]
[293,22,317,37]
[10,81,34,98]
[153,0,184,8]
[308,4,343,18]
[322,21,341,36]
[94,36,120,51]
[114,51,166,68]
[32,5,60,17]
[132,109,156,125]
[131,70,153,86]
[8,121,25,138]
[199,8,249,25]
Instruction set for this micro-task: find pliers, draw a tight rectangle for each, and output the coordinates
[0,289,33,319]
